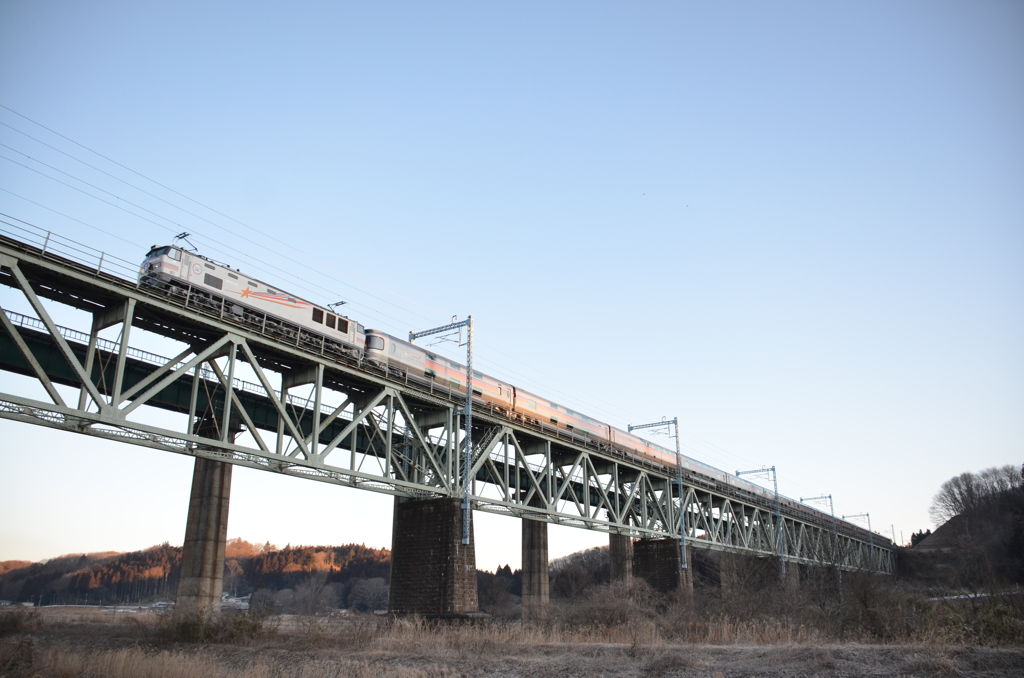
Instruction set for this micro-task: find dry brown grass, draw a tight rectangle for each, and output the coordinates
[4,575,1024,678]
[4,633,1024,678]
[5,609,1024,678]
[0,638,463,678]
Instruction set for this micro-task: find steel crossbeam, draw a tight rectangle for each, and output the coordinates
[0,229,895,574]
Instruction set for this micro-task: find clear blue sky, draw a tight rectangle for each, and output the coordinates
[1,1,1021,570]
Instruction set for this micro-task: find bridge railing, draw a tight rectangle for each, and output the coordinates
[0,215,140,283]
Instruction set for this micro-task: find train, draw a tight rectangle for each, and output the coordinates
[138,243,886,545]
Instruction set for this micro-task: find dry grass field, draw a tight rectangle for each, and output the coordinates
[2,604,1023,678]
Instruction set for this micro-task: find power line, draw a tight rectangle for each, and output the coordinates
[0,191,144,250]
[1,105,667,427]
[0,143,657,430]
[0,105,793,484]
[0,103,449,321]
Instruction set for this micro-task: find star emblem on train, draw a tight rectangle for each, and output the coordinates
[240,289,251,297]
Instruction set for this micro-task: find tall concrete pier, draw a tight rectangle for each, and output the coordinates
[521,517,549,620]
[609,533,633,582]
[177,456,233,613]
[389,498,480,617]
[176,413,239,613]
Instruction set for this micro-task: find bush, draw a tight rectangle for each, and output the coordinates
[0,607,40,637]
[158,610,266,644]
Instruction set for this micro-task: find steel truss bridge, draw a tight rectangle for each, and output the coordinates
[0,221,894,575]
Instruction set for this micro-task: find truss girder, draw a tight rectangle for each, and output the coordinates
[0,238,894,573]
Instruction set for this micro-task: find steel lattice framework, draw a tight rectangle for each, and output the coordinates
[0,221,894,574]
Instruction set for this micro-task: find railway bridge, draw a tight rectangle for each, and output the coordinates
[0,219,895,618]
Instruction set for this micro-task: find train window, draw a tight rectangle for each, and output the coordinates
[497,387,502,396]
[150,246,169,257]
[267,288,277,294]
[389,342,397,354]
[312,309,324,324]
[450,379,460,389]
[549,402,557,410]
[367,336,384,350]
[288,298,297,303]
[325,314,336,329]
[203,273,223,290]
[227,273,238,280]
[473,370,482,379]
[566,408,573,416]
[450,360,461,370]
[550,417,558,425]
[204,263,215,270]
[425,369,436,379]
[247,281,257,287]
[168,249,181,261]
[426,353,436,361]
[357,324,365,333]
[528,400,537,410]
[472,388,482,397]
[337,318,349,333]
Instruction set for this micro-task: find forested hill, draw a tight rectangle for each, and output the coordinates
[0,540,391,605]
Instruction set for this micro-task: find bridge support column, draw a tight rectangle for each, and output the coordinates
[633,538,692,593]
[177,457,232,613]
[609,533,633,582]
[389,498,480,617]
[521,517,549,621]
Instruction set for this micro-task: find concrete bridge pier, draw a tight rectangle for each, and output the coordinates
[633,538,693,593]
[177,414,240,613]
[388,498,480,617]
[521,517,549,621]
[609,532,633,582]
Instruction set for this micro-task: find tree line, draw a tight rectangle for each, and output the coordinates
[929,464,1023,524]
[0,540,390,606]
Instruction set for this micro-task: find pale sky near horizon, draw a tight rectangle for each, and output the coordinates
[0,2,1021,572]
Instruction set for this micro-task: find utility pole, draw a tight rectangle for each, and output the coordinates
[629,417,686,572]
[410,316,474,544]
[737,466,785,576]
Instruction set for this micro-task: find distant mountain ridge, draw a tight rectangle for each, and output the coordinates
[0,539,390,605]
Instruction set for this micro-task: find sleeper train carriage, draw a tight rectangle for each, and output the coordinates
[137,244,870,536]
[363,332,800,507]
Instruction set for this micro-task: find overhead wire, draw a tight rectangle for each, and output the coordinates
[0,138,448,336]
[0,103,448,321]
[0,114,663,429]
[0,191,144,250]
[0,104,782,482]
[0,108,662,425]
[0,160,770,485]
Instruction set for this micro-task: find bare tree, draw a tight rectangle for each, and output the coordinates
[294,572,334,616]
[977,465,1023,496]
[348,578,389,612]
[930,465,1024,525]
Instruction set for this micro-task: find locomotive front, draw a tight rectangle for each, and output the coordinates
[139,245,184,284]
